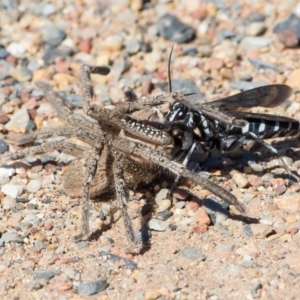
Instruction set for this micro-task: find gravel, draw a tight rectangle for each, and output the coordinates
[0,1,300,299]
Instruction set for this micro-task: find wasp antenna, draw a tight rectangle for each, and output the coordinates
[168,44,175,93]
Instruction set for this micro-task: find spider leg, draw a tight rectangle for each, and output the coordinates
[74,135,106,241]
[112,137,245,213]
[113,158,136,251]
[15,124,98,147]
[0,140,86,164]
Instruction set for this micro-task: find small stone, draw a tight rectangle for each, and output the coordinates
[77,279,108,296]
[41,26,66,48]
[271,178,286,195]
[44,221,53,230]
[285,215,297,223]
[147,219,168,231]
[155,188,169,204]
[10,67,32,82]
[277,29,299,48]
[156,210,173,221]
[27,180,41,193]
[125,39,141,55]
[22,260,35,270]
[246,22,266,36]
[1,184,24,198]
[274,193,300,213]
[78,39,92,53]
[35,240,44,251]
[103,35,123,51]
[179,247,206,261]
[185,200,200,212]
[203,57,223,72]
[261,173,274,181]
[52,73,77,89]
[248,162,263,172]
[4,108,30,133]
[1,232,23,243]
[232,173,249,188]
[6,42,26,58]
[0,167,15,177]
[30,269,61,281]
[215,245,233,253]
[157,13,195,43]
[239,37,271,51]
[193,207,210,226]
[2,196,17,210]
[236,243,259,256]
[158,199,171,212]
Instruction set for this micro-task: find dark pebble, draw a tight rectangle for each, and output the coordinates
[169,224,177,231]
[43,48,72,65]
[273,13,300,39]
[0,139,8,153]
[98,250,138,270]
[182,47,198,56]
[157,14,195,43]
[0,48,8,59]
[140,41,152,53]
[77,279,108,296]
[29,269,61,281]
[219,30,236,40]
[41,26,66,48]
[243,224,253,237]
[179,247,206,261]
[156,210,173,221]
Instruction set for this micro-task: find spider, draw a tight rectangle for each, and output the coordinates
[0,64,243,251]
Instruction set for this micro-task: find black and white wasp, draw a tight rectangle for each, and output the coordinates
[165,84,300,176]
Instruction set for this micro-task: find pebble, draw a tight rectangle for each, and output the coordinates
[1,232,23,244]
[147,219,168,231]
[27,180,41,193]
[193,207,210,225]
[156,14,195,43]
[103,35,123,51]
[156,210,173,221]
[1,183,24,198]
[246,22,266,36]
[77,279,108,295]
[239,37,272,51]
[274,193,300,213]
[248,162,264,172]
[30,269,61,281]
[125,39,141,55]
[158,199,172,212]
[232,173,249,188]
[154,188,169,204]
[2,196,17,210]
[0,167,15,177]
[4,108,30,133]
[179,247,206,261]
[40,26,66,48]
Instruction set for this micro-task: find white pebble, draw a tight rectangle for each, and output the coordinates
[158,199,171,212]
[2,196,17,210]
[1,183,24,198]
[0,167,16,177]
[27,180,41,193]
[147,219,168,231]
[154,188,169,205]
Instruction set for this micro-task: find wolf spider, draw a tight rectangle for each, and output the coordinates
[0,65,244,250]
